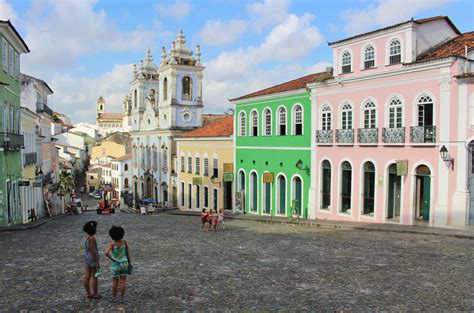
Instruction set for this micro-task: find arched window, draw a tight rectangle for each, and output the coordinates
[321,105,332,130]
[321,160,331,209]
[263,172,272,214]
[146,146,151,170]
[389,98,403,128]
[162,145,168,171]
[250,172,258,212]
[152,147,158,171]
[263,108,272,136]
[251,110,258,136]
[277,175,286,215]
[239,111,246,136]
[277,107,287,135]
[362,161,375,215]
[363,101,376,128]
[341,103,353,129]
[418,95,433,126]
[163,77,168,101]
[124,178,129,188]
[340,161,352,213]
[149,89,156,108]
[182,76,192,101]
[389,39,401,64]
[341,51,352,73]
[134,89,137,109]
[124,164,129,171]
[363,45,375,69]
[293,105,303,135]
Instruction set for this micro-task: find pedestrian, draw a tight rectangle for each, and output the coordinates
[211,209,219,231]
[105,226,132,303]
[201,208,208,230]
[206,209,212,230]
[83,220,101,300]
[218,209,225,230]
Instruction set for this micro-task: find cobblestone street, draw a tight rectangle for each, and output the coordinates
[0,211,473,311]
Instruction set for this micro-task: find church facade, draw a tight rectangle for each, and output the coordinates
[127,30,204,207]
[95,96,125,137]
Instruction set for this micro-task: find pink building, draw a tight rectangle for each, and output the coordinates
[308,16,474,227]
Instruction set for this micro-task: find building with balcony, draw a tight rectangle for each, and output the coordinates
[0,20,29,226]
[308,16,474,227]
[231,72,330,219]
[175,116,233,212]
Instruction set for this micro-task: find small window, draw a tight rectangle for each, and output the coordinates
[293,105,303,135]
[321,105,331,131]
[251,110,258,136]
[341,51,352,73]
[263,108,272,136]
[203,158,209,176]
[239,112,246,136]
[389,40,401,64]
[364,45,375,69]
[389,98,403,128]
[195,157,200,175]
[363,101,376,128]
[163,78,168,101]
[278,107,287,135]
[187,156,192,173]
[212,158,218,178]
[182,76,192,101]
[180,156,185,172]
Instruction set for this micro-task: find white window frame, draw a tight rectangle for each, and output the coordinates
[250,109,259,136]
[320,104,332,131]
[340,102,353,130]
[362,44,376,70]
[187,155,192,174]
[387,97,404,128]
[2,39,7,72]
[340,50,352,74]
[263,107,272,136]
[212,158,219,178]
[203,157,209,176]
[386,37,403,65]
[292,104,303,135]
[361,100,377,129]
[239,111,246,136]
[277,106,287,136]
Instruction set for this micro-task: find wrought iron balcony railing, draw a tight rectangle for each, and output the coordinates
[336,129,354,144]
[382,127,405,144]
[0,132,24,150]
[315,130,333,144]
[410,126,436,144]
[358,128,378,144]
[24,152,37,166]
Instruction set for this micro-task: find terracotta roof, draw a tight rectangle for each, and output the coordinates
[328,16,460,46]
[202,114,227,126]
[231,71,332,101]
[415,32,474,63]
[99,113,122,120]
[178,116,233,138]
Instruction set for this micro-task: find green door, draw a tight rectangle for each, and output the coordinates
[279,177,286,215]
[264,183,271,214]
[422,176,430,221]
[252,173,257,212]
[295,178,302,216]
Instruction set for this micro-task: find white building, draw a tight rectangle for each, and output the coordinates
[111,154,132,205]
[129,29,204,207]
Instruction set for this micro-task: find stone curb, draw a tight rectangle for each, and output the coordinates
[165,211,474,240]
[0,214,69,232]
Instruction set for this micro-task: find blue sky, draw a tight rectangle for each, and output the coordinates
[1,0,473,123]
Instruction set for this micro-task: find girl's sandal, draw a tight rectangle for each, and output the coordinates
[93,294,102,300]
[87,295,94,299]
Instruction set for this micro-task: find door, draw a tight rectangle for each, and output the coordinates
[387,164,401,219]
[264,182,271,214]
[469,142,474,224]
[224,181,232,210]
[278,175,286,215]
[415,165,431,221]
[293,177,302,216]
[422,176,431,221]
[251,173,257,212]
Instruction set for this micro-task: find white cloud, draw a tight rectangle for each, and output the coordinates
[0,0,16,21]
[342,0,453,35]
[155,0,191,20]
[247,0,290,31]
[203,14,326,113]
[199,19,247,46]
[49,64,133,123]
[20,0,164,79]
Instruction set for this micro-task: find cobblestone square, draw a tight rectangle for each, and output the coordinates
[0,211,473,311]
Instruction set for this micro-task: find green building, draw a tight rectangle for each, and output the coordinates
[0,20,30,226]
[231,72,330,219]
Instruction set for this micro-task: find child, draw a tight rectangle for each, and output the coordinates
[105,226,132,303]
[218,209,225,230]
[83,221,100,299]
[211,209,219,231]
[206,209,212,230]
[201,209,208,230]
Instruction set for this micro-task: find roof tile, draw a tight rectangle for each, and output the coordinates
[178,116,233,138]
[415,31,474,63]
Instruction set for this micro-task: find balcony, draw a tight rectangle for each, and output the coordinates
[316,130,333,144]
[382,127,405,144]
[336,129,354,144]
[24,152,37,166]
[410,126,436,144]
[0,132,24,150]
[358,128,378,144]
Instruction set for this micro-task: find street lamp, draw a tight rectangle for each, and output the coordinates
[295,159,310,175]
[439,145,454,169]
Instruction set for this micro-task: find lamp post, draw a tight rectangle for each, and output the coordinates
[439,145,454,169]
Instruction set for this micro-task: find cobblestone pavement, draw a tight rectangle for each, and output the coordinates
[0,211,473,312]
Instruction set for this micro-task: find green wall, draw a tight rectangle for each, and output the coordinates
[234,91,312,218]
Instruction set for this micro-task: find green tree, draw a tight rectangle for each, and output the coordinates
[58,170,75,198]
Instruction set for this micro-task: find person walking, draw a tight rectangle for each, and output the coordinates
[83,221,101,300]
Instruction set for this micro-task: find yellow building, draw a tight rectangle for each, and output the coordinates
[90,132,131,161]
[85,168,101,193]
[175,116,234,212]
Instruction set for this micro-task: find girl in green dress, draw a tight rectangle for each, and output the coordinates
[105,226,131,303]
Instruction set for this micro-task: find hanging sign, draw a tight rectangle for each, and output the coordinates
[223,173,233,182]
[224,163,233,173]
[396,160,408,176]
[192,177,202,185]
[263,172,274,183]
